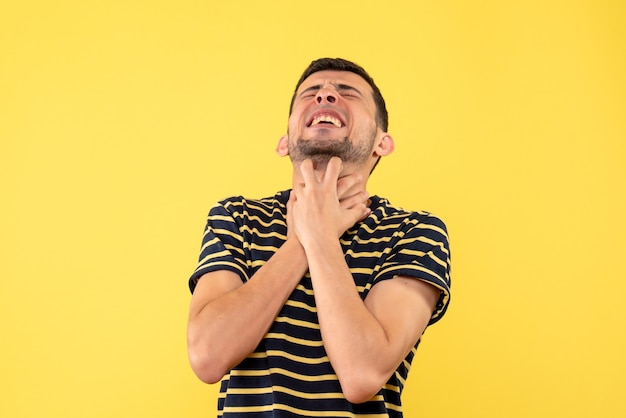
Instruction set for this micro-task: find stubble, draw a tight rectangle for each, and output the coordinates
[288,134,375,170]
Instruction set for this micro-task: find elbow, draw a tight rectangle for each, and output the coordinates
[187,332,228,384]
[188,349,225,384]
[339,372,387,404]
[344,391,376,405]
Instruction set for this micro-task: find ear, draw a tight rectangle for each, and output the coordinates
[373,134,395,157]
[276,135,289,157]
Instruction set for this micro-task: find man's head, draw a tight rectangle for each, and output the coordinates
[289,58,388,132]
[278,58,394,173]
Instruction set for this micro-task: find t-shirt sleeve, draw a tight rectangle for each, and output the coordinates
[188,200,250,294]
[373,214,452,324]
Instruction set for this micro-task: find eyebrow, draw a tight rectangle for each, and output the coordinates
[298,83,364,98]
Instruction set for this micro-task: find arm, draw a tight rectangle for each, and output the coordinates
[307,247,438,403]
[187,235,308,384]
[290,157,441,403]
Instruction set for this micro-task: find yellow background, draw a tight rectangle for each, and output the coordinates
[1,1,625,417]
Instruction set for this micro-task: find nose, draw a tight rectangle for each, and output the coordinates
[315,87,337,104]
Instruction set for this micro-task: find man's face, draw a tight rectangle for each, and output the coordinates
[286,70,383,169]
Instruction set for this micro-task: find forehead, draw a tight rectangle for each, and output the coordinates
[297,70,374,94]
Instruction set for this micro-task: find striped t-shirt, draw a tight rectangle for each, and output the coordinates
[189,190,451,417]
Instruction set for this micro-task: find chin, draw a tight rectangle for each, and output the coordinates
[306,154,336,170]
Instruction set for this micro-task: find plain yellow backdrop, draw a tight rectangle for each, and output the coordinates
[1,1,625,417]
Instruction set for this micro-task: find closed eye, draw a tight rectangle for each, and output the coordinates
[297,83,364,100]
[298,86,321,99]
[336,84,363,98]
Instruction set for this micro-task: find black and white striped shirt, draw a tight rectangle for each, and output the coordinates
[190,190,451,417]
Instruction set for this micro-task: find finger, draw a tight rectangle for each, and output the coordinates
[287,190,296,205]
[339,190,369,210]
[324,157,343,185]
[285,192,297,239]
[299,159,317,186]
[358,205,372,222]
[343,203,372,229]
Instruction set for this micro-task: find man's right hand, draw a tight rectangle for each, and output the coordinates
[288,158,370,248]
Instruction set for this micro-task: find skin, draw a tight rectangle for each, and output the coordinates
[187,70,440,404]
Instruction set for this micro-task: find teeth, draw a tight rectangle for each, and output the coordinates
[311,115,342,127]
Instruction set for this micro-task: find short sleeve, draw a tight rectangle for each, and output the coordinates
[188,199,250,293]
[374,214,451,324]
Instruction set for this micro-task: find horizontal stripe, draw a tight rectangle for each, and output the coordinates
[295,283,314,296]
[274,315,320,330]
[244,242,283,252]
[230,367,336,382]
[345,248,390,258]
[241,224,286,239]
[223,243,245,257]
[266,349,329,365]
[400,248,448,269]
[223,385,343,399]
[211,227,245,242]
[240,214,286,229]
[194,260,247,278]
[284,300,317,313]
[400,235,450,256]
[223,403,390,417]
[199,235,221,252]
[263,333,324,347]
[196,248,232,264]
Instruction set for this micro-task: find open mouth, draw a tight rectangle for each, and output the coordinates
[307,112,345,128]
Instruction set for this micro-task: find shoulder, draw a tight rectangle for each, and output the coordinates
[371,196,449,239]
[207,191,290,228]
[211,191,290,215]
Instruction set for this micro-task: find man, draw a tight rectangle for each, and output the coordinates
[187,58,451,417]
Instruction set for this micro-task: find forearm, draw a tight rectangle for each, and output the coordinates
[305,239,395,402]
[187,238,308,383]
[290,158,420,401]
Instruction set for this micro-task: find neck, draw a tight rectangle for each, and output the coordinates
[291,159,371,188]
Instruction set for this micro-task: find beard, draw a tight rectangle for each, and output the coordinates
[288,134,376,170]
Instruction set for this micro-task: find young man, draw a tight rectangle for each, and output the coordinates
[187,58,451,417]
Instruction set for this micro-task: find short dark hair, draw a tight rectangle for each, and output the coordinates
[289,58,389,132]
